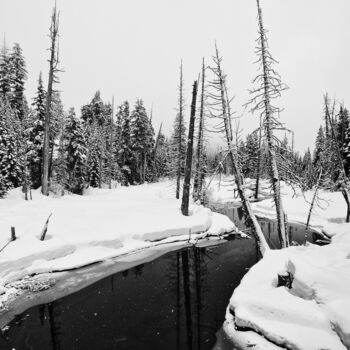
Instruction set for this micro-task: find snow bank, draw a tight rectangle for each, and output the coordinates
[224,226,350,349]
[208,176,350,348]
[208,175,348,232]
[0,181,236,291]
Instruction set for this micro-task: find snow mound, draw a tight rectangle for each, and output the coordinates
[226,227,350,349]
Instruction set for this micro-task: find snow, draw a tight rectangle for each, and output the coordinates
[0,180,236,297]
[211,176,350,349]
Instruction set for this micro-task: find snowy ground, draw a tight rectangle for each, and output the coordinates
[0,179,236,309]
[208,176,350,349]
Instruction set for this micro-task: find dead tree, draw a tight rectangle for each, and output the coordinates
[193,58,206,202]
[174,61,186,199]
[208,44,269,255]
[42,5,60,196]
[246,0,289,247]
[255,115,263,199]
[181,81,198,216]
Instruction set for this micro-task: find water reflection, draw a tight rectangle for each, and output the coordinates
[0,238,258,350]
[221,205,318,248]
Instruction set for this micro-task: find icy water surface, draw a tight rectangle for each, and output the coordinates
[0,207,317,350]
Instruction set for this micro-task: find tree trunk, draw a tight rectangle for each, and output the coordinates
[255,115,262,199]
[213,44,269,255]
[193,58,205,202]
[176,61,184,199]
[181,81,198,216]
[257,0,288,247]
[42,6,59,196]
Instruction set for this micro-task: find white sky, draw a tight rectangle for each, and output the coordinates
[1,0,350,152]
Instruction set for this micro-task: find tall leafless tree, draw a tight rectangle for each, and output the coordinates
[193,58,206,202]
[209,44,269,255]
[175,61,186,199]
[42,4,60,195]
[246,0,289,247]
[181,81,198,216]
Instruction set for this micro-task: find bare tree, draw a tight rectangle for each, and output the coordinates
[193,58,206,202]
[181,81,198,216]
[42,4,60,195]
[209,44,269,255]
[173,61,186,199]
[246,0,289,247]
[255,115,263,199]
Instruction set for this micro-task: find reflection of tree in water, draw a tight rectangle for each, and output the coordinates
[165,245,213,350]
[48,301,63,350]
[122,269,129,278]
[133,263,144,277]
[38,304,46,326]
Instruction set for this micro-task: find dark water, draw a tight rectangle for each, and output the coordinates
[0,207,316,350]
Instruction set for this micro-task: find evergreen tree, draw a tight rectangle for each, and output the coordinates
[117,101,132,184]
[343,124,350,177]
[155,133,170,178]
[0,115,22,188]
[313,126,325,168]
[0,43,12,99]
[82,91,111,188]
[88,140,101,188]
[130,99,152,184]
[9,43,27,120]
[145,115,156,182]
[0,173,7,198]
[28,73,46,188]
[242,133,259,178]
[337,105,349,158]
[65,108,87,194]
[302,148,314,189]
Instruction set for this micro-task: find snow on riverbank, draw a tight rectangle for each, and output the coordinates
[209,176,350,349]
[208,175,347,231]
[0,180,236,294]
[223,225,350,349]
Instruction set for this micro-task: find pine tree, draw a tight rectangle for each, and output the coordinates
[28,73,46,188]
[0,115,22,189]
[337,105,349,158]
[82,91,111,188]
[145,114,156,182]
[117,101,132,184]
[65,108,87,194]
[302,148,314,189]
[343,125,350,177]
[9,43,27,121]
[243,132,259,178]
[313,126,325,168]
[0,173,7,198]
[130,99,151,184]
[0,42,12,99]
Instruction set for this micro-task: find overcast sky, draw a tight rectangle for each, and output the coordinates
[1,0,349,152]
